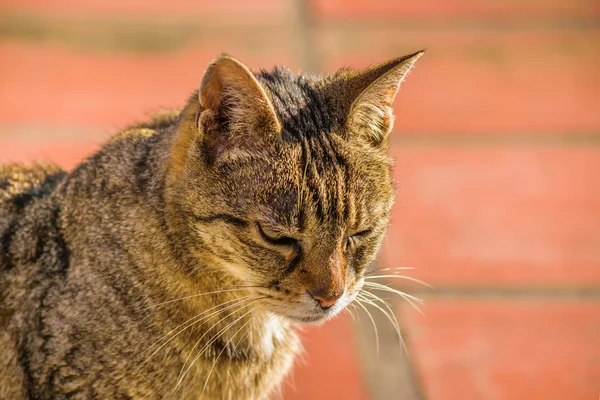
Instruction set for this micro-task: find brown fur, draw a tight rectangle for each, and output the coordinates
[0,51,422,399]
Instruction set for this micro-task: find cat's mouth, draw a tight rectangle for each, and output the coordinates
[256,287,353,324]
[282,309,335,325]
[263,300,343,325]
[288,314,328,324]
[281,294,349,325]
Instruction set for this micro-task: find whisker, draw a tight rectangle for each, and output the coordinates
[364,274,432,288]
[143,287,260,310]
[175,298,264,386]
[140,295,257,368]
[199,315,256,399]
[364,282,424,316]
[195,302,261,361]
[358,292,407,353]
[353,298,380,355]
[174,303,262,393]
[358,292,400,336]
[365,267,414,276]
[364,282,424,304]
[343,306,357,322]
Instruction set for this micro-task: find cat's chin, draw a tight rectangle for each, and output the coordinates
[286,314,328,325]
[283,310,340,325]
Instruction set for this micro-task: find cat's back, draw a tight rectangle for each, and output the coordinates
[0,162,67,264]
[0,162,68,399]
[0,162,66,213]
[0,161,68,298]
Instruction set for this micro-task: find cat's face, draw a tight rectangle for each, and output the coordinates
[167,52,422,323]
[192,139,393,323]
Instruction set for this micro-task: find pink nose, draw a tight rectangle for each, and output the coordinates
[309,291,343,309]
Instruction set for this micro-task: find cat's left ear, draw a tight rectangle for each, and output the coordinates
[194,55,282,163]
[199,54,281,137]
[335,51,424,147]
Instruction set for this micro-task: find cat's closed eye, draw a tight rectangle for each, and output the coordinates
[346,229,373,249]
[256,222,299,247]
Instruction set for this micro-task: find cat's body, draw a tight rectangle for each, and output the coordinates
[0,52,422,399]
[0,115,298,399]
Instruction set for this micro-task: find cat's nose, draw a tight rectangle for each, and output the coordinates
[308,290,343,309]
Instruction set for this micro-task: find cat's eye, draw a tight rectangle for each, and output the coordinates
[347,229,372,248]
[257,223,298,247]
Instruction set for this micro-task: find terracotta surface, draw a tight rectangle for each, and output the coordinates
[0,0,290,18]
[282,315,368,400]
[400,299,600,400]
[0,43,299,128]
[319,29,600,135]
[382,146,600,287]
[311,0,600,20]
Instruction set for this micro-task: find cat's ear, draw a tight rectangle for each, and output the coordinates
[336,51,423,147]
[198,55,281,155]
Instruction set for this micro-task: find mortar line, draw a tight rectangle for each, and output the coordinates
[395,299,429,400]
[351,296,425,400]
[390,286,600,299]
[388,132,600,147]
[312,17,600,31]
[292,0,319,72]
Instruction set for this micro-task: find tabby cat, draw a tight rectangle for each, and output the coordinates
[0,51,422,399]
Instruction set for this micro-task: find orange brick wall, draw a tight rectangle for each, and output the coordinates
[1,1,599,399]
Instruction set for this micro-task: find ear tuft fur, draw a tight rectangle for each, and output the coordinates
[199,55,281,136]
[341,51,424,147]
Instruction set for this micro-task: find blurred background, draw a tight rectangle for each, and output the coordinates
[1,0,599,398]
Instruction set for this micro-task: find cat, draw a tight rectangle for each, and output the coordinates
[0,50,422,399]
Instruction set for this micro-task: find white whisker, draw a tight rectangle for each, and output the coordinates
[364,282,424,304]
[140,295,257,368]
[364,274,432,288]
[358,292,400,335]
[353,298,380,355]
[364,282,424,316]
[199,316,255,399]
[143,287,257,310]
[173,303,262,394]
[358,291,407,352]
[343,306,357,322]
[365,267,414,277]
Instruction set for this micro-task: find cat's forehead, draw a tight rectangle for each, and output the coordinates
[255,67,342,139]
[222,136,392,233]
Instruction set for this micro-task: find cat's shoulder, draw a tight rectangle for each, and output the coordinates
[0,162,66,205]
[110,109,181,143]
[0,162,66,275]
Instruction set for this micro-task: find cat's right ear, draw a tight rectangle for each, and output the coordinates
[329,51,423,148]
[196,55,281,162]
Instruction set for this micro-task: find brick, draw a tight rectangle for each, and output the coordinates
[282,314,368,400]
[400,299,600,400]
[0,41,298,128]
[319,29,600,135]
[0,0,290,20]
[311,0,600,20]
[380,147,600,287]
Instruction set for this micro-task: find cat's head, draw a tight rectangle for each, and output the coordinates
[166,52,422,324]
